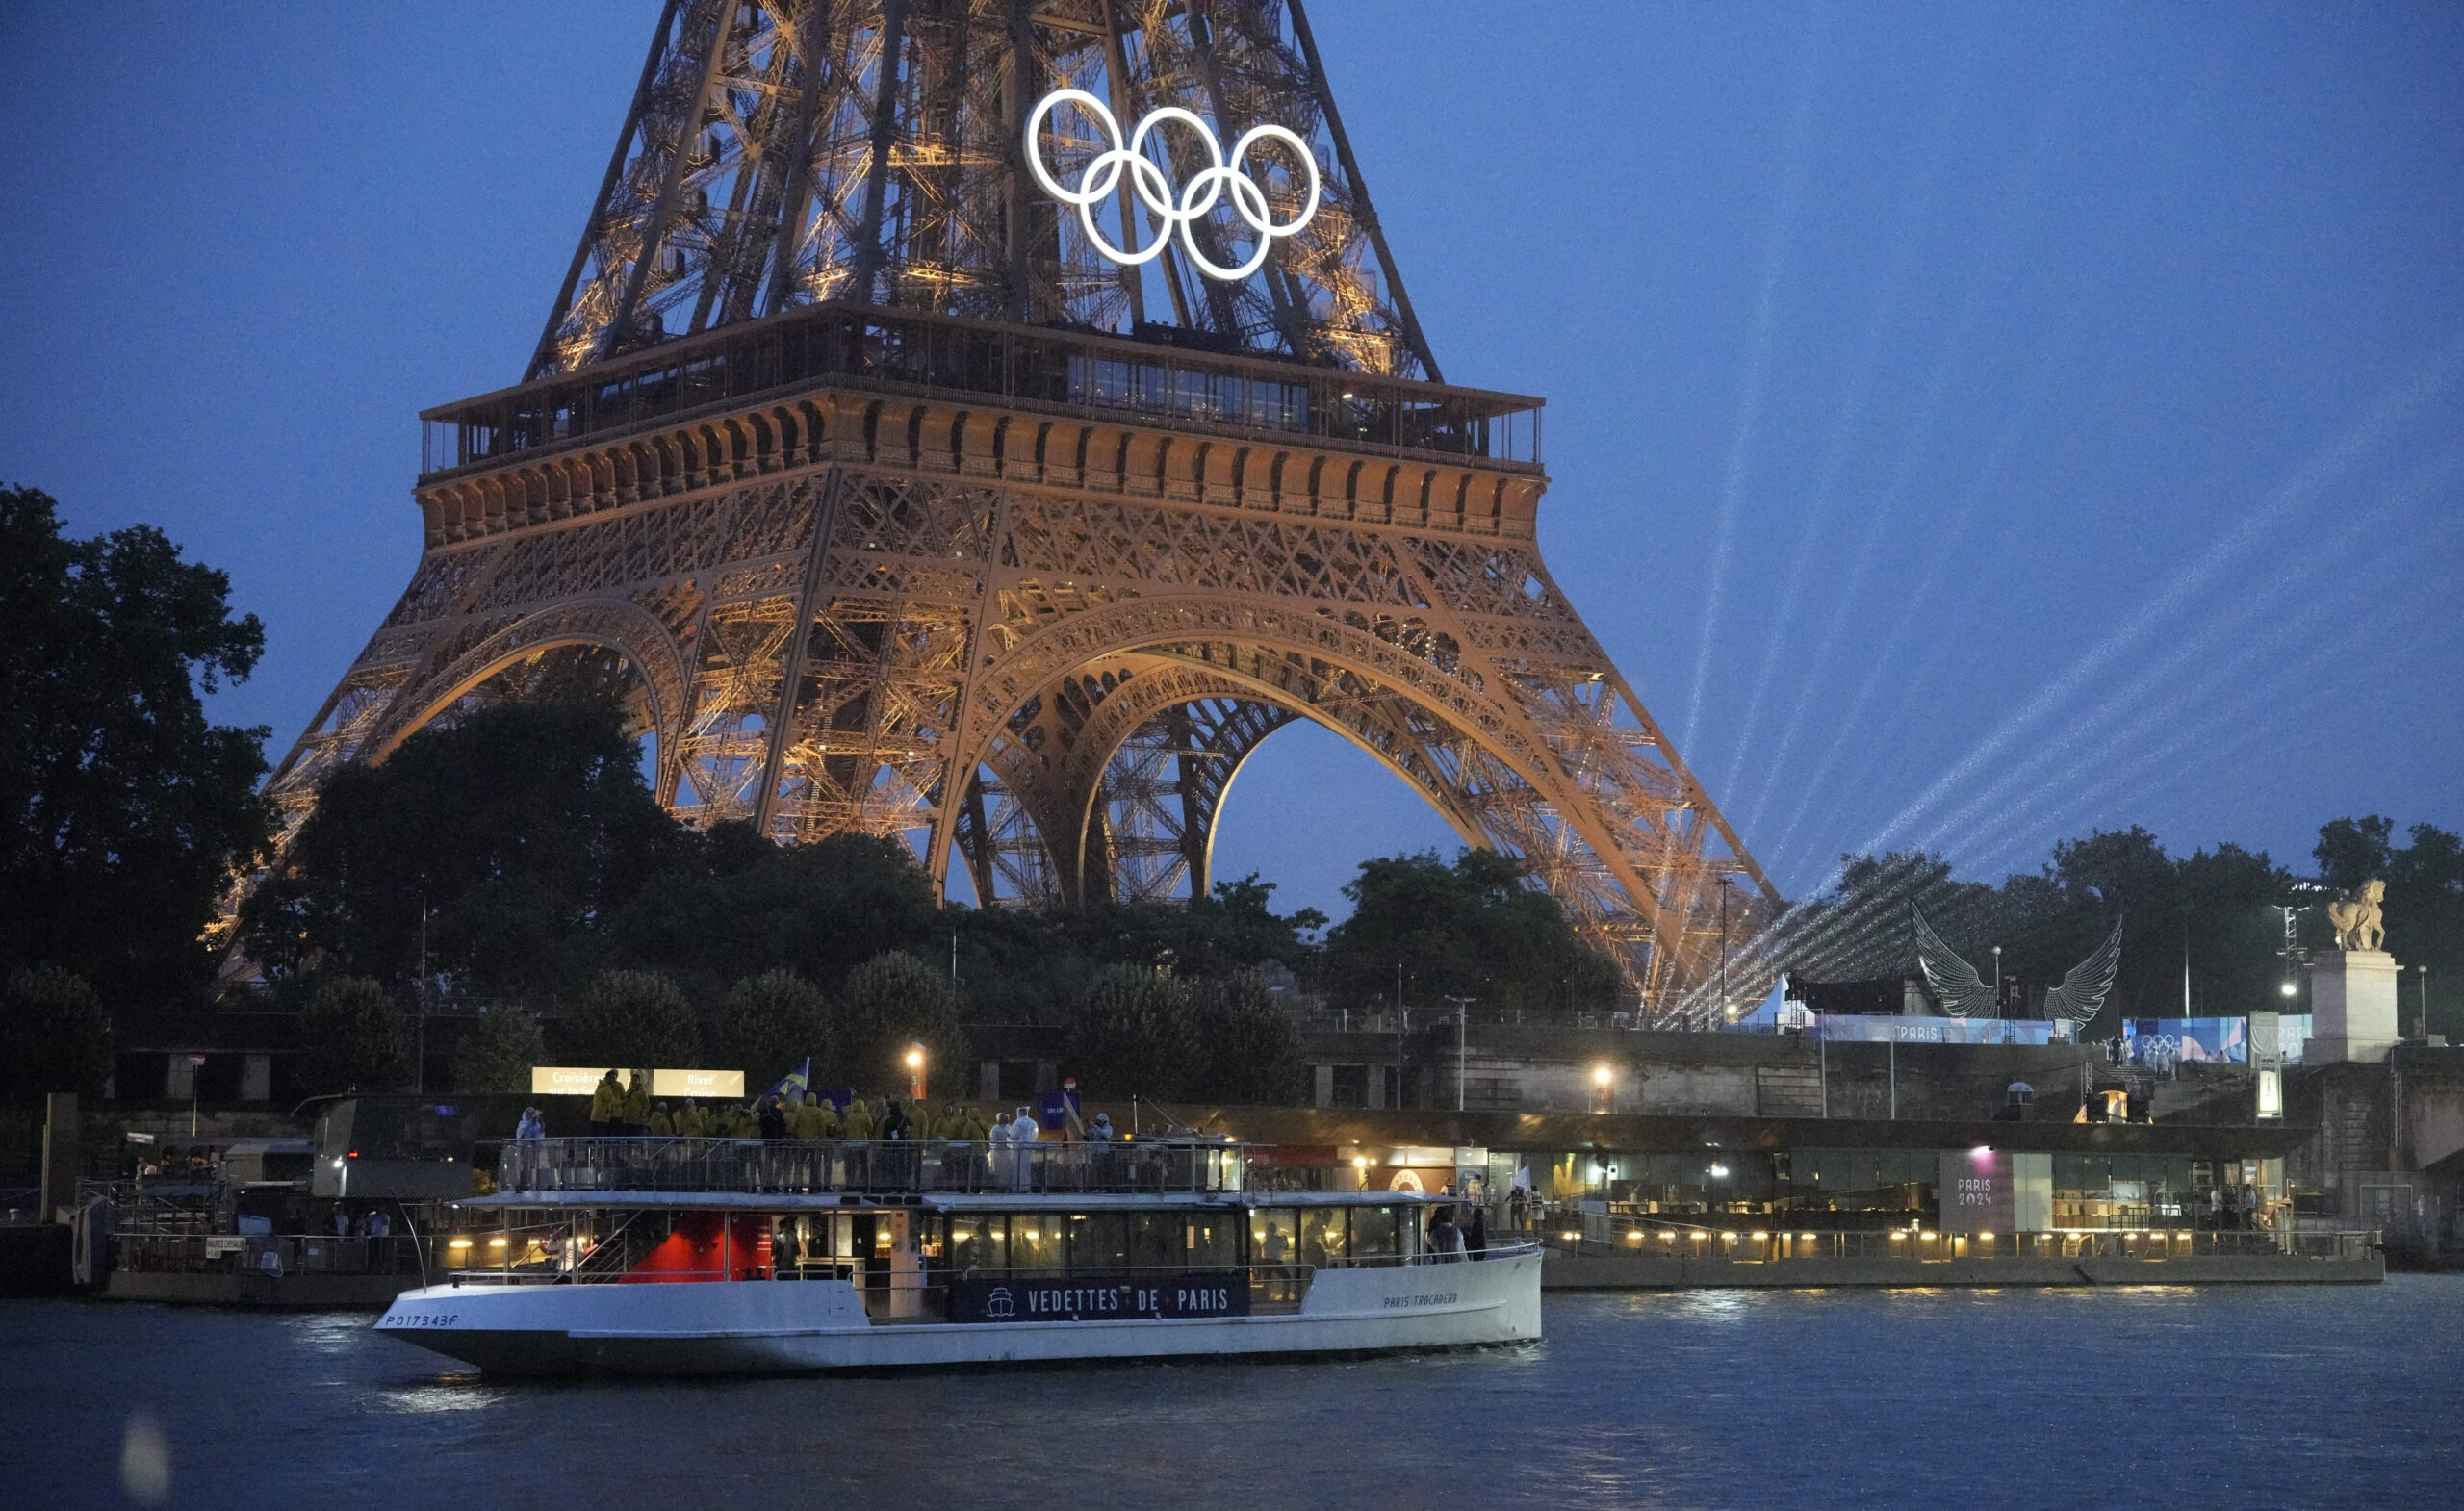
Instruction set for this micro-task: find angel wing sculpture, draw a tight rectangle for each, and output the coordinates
[1912,903,1996,1017]
[1912,903,2125,1025]
[2043,917,2125,1025]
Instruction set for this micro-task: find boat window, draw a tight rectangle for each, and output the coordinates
[1300,1208,1347,1269]
[1067,1213,1129,1270]
[1011,1216,1059,1272]
[1184,1216,1236,1269]
[949,1215,1006,1274]
[1351,1205,1401,1260]
[1250,1208,1297,1267]
[1127,1213,1177,1268]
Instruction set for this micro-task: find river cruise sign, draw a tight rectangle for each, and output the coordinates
[1024,89,1320,281]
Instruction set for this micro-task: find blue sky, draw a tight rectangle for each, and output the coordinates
[3,4,2457,923]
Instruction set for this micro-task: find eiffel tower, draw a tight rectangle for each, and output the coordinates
[263,0,1774,1023]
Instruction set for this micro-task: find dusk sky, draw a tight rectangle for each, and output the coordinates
[3,3,2456,923]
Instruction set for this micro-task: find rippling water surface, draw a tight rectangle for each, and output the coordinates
[6,1278,2458,1508]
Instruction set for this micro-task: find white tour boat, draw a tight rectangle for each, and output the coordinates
[374,1135,1540,1375]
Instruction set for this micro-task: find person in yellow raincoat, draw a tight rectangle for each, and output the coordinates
[621,1071,652,1136]
[802,1093,840,1140]
[840,1096,877,1140]
[589,1069,624,1136]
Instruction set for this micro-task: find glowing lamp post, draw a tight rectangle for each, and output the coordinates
[905,1044,927,1102]
[1591,1063,1613,1115]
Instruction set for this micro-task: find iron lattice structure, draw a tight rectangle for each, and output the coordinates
[261,0,1775,1023]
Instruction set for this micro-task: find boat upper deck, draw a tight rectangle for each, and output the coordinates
[475,1136,1373,1207]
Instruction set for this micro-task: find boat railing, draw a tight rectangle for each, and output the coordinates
[114,1232,429,1278]
[485,1136,1250,1198]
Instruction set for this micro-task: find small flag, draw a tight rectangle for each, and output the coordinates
[760,1058,810,1104]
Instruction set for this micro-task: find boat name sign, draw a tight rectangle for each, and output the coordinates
[949,1271,1251,1324]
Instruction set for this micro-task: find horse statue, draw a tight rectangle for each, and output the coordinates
[2327,879,2386,951]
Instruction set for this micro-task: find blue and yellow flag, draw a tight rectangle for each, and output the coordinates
[761,1058,810,1104]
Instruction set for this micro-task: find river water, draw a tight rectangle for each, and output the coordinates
[6,1278,2458,1508]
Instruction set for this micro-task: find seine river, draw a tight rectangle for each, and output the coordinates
[7,1278,2458,1508]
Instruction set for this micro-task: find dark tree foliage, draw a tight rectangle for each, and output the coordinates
[838,952,968,1092]
[1320,849,1622,1016]
[565,970,701,1069]
[449,1004,547,1094]
[609,830,941,993]
[953,872,1325,1026]
[722,969,833,1090]
[1189,972,1309,1105]
[2314,816,2395,890]
[0,487,271,1004]
[298,977,412,1093]
[1062,966,1198,1099]
[2,966,112,1100]
[239,701,693,996]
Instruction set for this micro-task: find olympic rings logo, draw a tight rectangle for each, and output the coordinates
[1024,88,1321,282]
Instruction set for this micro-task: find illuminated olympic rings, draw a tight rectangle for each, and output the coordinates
[1024,88,1321,282]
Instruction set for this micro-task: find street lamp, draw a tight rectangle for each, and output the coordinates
[1591,1063,1613,1114]
[905,1044,927,1102]
[2417,965,2431,1040]
[2269,903,2311,1003]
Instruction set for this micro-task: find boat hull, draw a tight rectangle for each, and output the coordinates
[374,1254,1541,1375]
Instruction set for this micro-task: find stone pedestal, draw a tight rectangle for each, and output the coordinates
[2304,949,2401,1063]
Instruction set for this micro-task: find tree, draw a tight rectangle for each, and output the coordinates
[1189,972,1307,1105]
[449,1005,547,1093]
[838,951,968,1092]
[1322,849,1621,1016]
[240,700,693,996]
[612,831,943,991]
[722,970,832,1089]
[1,966,111,1100]
[298,977,411,1093]
[2315,816,2396,890]
[0,487,272,1003]
[1063,966,1197,1099]
[564,970,700,1070]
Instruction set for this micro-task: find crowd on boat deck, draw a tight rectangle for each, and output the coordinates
[565,1069,1162,1152]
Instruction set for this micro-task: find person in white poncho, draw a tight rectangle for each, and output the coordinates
[1004,1105,1040,1191]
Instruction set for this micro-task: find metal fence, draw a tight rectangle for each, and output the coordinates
[114,1233,425,1278]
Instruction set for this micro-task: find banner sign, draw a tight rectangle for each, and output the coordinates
[531,1066,614,1096]
[1938,1148,2015,1234]
[1810,1016,2055,1046]
[2118,1017,2311,1067]
[651,1068,744,1099]
[947,1271,1249,1324]
[530,1066,746,1098]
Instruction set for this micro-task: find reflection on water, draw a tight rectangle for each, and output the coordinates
[5,1280,2460,1508]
